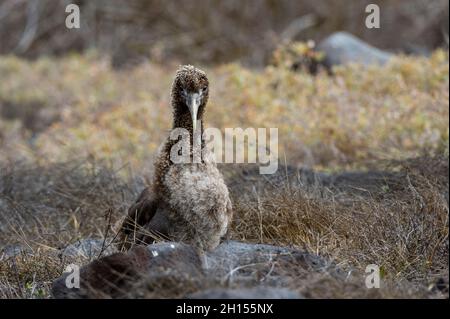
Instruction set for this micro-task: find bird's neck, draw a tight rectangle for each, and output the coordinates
[168,107,206,162]
[172,111,204,137]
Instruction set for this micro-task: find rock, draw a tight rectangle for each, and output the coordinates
[52,240,338,299]
[52,242,202,298]
[317,31,393,68]
[0,244,32,261]
[132,241,203,276]
[205,241,334,286]
[188,287,303,299]
[52,250,144,298]
[0,198,6,210]
[206,240,327,274]
[59,238,118,260]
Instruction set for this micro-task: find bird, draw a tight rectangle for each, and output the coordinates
[118,65,233,256]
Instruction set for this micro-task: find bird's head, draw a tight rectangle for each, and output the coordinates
[172,65,209,132]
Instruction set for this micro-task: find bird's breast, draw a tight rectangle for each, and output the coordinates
[163,163,230,216]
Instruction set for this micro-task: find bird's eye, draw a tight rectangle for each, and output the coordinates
[202,87,208,93]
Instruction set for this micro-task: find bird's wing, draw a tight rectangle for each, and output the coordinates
[118,187,159,250]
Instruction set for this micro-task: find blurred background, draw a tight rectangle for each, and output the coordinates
[0,0,448,67]
[0,0,448,170]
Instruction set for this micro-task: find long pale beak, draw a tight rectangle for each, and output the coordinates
[187,93,200,132]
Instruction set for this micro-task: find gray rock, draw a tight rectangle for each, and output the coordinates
[206,240,327,274]
[59,238,118,260]
[143,242,202,270]
[0,198,6,210]
[318,31,393,68]
[52,242,202,298]
[52,249,143,299]
[52,240,337,299]
[205,241,332,286]
[188,286,303,299]
[0,244,32,261]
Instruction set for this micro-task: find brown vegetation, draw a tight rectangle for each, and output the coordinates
[0,155,448,298]
[0,43,448,298]
[0,0,448,66]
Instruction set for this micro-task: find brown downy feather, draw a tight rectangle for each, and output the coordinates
[119,65,232,252]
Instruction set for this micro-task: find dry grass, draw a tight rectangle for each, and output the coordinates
[0,156,448,298]
[0,160,138,298]
[0,51,448,298]
[230,156,448,288]
[0,51,448,169]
